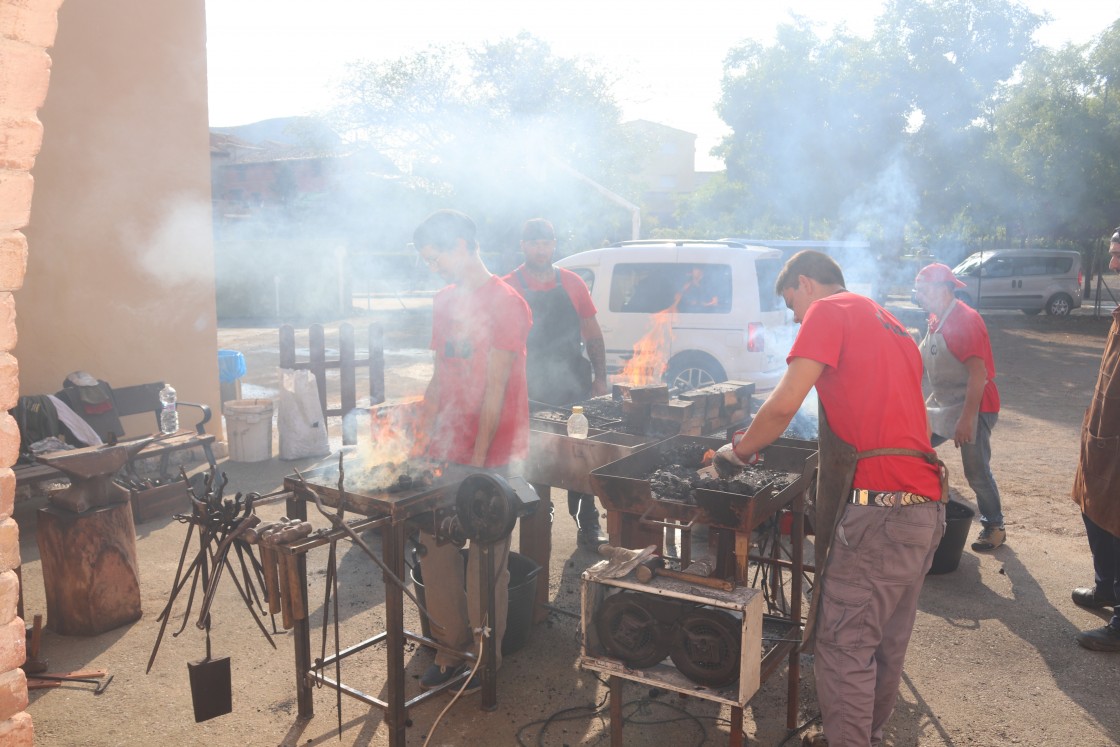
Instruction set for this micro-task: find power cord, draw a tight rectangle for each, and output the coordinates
[421,617,489,747]
[515,675,745,747]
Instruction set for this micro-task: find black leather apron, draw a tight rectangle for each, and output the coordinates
[515,268,592,407]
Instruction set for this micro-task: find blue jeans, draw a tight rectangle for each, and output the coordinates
[931,412,1004,528]
[1083,512,1120,629]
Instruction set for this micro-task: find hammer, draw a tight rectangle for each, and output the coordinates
[634,556,734,591]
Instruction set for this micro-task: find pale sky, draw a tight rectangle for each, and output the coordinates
[205,0,1107,171]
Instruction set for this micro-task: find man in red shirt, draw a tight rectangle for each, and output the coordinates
[410,209,532,691]
[718,250,945,746]
[503,218,609,548]
[914,263,1006,551]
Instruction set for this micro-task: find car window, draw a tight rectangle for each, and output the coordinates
[1044,257,1073,274]
[982,257,1014,278]
[609,263,731,314]
[1014,257,1049,277]
[756,257,782,312]
[571,267,595,293]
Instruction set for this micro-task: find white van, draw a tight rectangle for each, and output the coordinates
[951,248,1083,316]
[555,240,792,391]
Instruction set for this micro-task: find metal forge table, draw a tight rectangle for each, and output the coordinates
[283,460,512,747]
[588,435,818,742]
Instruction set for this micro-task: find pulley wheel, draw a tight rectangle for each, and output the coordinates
[669,607,740,688]
[455,472,519,543]
[594,592,670,669]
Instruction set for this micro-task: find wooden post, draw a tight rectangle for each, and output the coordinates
[37,502,142,635]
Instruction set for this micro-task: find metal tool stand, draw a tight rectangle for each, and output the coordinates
[590,437,817,736]
[282,491,498,747]
[581,573,765,747]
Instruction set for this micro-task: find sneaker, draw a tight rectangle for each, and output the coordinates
[971,525,1006,552]
[1075,623,1120,652]
[419,663,467,690]
[1072,587,1119,609]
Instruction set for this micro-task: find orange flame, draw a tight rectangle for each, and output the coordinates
[359,398,426,480]
[618,309,675,385]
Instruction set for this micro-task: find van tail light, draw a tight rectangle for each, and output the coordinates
[747,323,764,352]
[1079,269,1084,288]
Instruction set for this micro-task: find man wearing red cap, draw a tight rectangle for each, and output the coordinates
[914,262,1006,552]
[1069,229,1120,652]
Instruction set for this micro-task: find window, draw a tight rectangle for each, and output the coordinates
[572,268,595,294]
[610,263,731,314]
[756,258,783,312]
[981,257,1014,278]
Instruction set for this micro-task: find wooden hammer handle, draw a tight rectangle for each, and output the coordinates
[655,566,734,591]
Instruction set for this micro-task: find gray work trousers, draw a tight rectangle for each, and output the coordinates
[814,500,945,746]
[418,529,511,670]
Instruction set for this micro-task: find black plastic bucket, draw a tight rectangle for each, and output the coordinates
[927,499,976,575]
[411,550,541,656]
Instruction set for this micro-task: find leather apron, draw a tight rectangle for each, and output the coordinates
[801,404,949,652]
[515,268,592,407]
[1072,307,1120,536]
[801,404,858,652]
[919,300,978,440]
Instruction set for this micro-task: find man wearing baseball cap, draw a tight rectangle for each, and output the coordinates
[914,262,1007,551]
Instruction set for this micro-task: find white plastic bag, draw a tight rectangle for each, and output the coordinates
[278,368,330,460]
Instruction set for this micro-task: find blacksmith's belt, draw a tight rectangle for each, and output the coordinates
[849,489,936,507]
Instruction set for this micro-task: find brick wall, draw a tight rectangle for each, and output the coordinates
[0,0,65,743]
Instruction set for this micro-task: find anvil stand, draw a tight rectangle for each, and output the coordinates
[35,439,152,635]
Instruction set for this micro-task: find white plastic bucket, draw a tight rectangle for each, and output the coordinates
[223,398,274,462]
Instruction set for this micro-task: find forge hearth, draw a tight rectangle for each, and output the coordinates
[590,435,817,534]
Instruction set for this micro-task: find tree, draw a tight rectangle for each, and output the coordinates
[331,33,641,253]
[873,0,1043,239]
[714,19,910,240]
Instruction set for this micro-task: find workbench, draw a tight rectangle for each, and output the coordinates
[282,461,505,747]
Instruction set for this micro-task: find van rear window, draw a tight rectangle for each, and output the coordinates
[609,263,731,314]
[755,258,782,312]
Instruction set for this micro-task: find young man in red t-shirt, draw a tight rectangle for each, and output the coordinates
[914,263,1006,551]
[718,250,944,746]
[411,209,532,692]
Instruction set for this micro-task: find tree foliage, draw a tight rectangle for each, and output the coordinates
[702,0,1120,250]
[331,33,641,254]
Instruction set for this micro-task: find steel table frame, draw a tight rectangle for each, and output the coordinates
[282,482,497,747]
[601,483,809,745]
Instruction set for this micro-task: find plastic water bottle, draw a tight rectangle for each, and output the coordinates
[567,405,589,439]
[159,384,179,434]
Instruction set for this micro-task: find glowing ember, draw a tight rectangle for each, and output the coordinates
[618,309,674,385]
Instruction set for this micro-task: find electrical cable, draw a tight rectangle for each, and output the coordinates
[515,687,755,746]
[422,615,489,747]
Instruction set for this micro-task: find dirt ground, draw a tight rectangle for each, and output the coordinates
[14,298,1120,746]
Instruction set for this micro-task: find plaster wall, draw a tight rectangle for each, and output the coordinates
[17,0,220,438]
